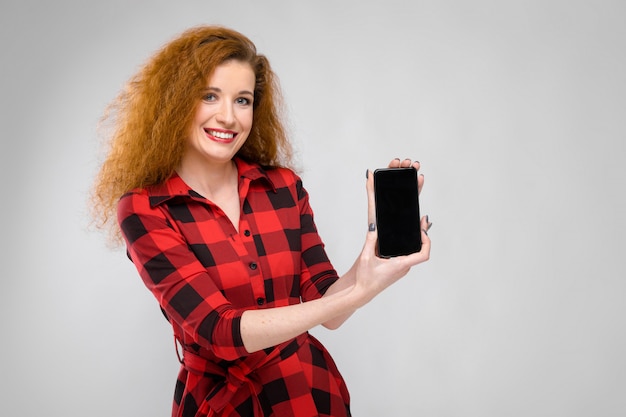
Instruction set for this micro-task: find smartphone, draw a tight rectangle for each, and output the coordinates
[373,167,422,258]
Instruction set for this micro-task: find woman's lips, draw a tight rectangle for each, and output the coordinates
[205,128,237,143]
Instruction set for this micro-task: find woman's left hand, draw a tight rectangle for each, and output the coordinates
[351,159,431,306]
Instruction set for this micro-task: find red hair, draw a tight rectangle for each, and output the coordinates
[91,26,292,242]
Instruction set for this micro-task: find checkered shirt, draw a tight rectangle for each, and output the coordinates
[118,158,351,416]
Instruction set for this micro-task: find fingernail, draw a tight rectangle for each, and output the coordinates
[426,215,429,224]
[427,222,433,231]
[365,169,369,179]
[394,157,401,161]
[368,223,376,232]
[423,228,428,236]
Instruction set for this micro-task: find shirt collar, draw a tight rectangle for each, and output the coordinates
[147,157,277,207]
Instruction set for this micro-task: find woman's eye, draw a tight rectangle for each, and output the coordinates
[236,97,251,105]
[203,93,216,102]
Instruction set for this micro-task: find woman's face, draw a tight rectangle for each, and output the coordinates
[184,60,255,167]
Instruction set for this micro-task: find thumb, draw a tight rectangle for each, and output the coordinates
[365,169,378,249]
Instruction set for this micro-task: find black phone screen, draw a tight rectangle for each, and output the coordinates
[373,167,422,258]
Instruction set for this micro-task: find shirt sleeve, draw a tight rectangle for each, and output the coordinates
[117,191,249,361]
[294,178,340,302]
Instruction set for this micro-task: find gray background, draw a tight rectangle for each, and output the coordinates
[2,0,625,416]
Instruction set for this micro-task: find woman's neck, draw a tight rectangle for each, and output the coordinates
[177,158,239,201]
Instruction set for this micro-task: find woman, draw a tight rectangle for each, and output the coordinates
[92,25,431,417]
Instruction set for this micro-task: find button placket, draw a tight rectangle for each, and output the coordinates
[239,219,265,307]
[246,258,265,303]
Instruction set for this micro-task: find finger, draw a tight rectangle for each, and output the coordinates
[362,169,379,258]
[400,158,412,168]
[417,172,424,195]
[424,214,433,232]
[388,158,401,168]
[419,215,431,254]
[406,160,424,194]
[366,169,377,237]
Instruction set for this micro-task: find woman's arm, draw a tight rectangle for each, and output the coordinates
[240,280,359,352]
[322,158,426,329]
[240,159,431,353]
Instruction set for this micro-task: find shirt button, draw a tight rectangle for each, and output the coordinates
[249,262,257,270]
[256,298,265,306]
[244,230,251,237]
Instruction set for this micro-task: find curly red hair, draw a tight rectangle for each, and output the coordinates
[91,25,292,242]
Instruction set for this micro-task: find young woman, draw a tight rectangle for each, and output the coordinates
[92,25,431,417]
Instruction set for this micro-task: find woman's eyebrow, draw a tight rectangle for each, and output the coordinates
[203,86,254,96]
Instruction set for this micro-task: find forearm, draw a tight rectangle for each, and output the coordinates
[240,281,361,353]
[319,264,358,329]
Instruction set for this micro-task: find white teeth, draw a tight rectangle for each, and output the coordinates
[209,130,234,139]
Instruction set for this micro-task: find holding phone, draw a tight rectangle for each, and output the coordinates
[373,167,422,258]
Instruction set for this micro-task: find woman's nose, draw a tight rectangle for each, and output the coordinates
[216,102,235,126]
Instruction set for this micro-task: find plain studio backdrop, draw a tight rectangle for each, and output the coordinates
[1,1,625,416]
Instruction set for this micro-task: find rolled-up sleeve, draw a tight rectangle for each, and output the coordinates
[117,191,249,361]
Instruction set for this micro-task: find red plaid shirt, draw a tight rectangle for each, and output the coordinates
[118,158,351,417]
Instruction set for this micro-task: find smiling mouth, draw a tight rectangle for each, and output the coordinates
[205,129,236,142]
